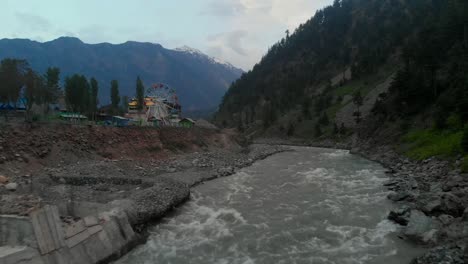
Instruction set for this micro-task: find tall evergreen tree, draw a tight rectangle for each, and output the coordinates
[43,67,61,113]
[89,78,99,119]
[136,76,145,112]
[23,68,44,121]
[110,80,120,115]
[64,74,89,114]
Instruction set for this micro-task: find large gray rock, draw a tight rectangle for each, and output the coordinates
[404,210,438,244]
[5,183,18,191]
[388,206,411,226]
[388,191,412,202]
[440,193,465,217]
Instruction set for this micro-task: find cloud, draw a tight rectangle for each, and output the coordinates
[207,30,248,56]
[203,0,246,16]
[15,12,52,32]
[201,0,333,69]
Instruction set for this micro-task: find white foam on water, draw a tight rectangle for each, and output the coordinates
[322,149,350,158]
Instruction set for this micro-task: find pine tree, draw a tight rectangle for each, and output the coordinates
[136,76,145,112]
[43,67,61,114]
[89,78,99,120]
[110,80,120,115]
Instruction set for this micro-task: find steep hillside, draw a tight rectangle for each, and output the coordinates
[215,0,467,144]
[0,37,243,111]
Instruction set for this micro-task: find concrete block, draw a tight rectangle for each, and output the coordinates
[0,246,43,264]
[83,216,99,227]
[82,233,113,264]
[0,215,37,248]
[31,211,54,254]
[43,206,65,248]
[43,247,74,264]
[86,225,103,236]
[65,228,91,249]
[68,243,93,264]
[114,214,135,242]
[101,219,125,251]
[64,220,86,239]
[31,206,65,254]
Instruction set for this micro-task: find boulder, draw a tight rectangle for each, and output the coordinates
[388,206,411,225]
[438,214,455,226]
[0,175,8,184]
[440,193,465,217]
[5,182,18,191]
[404,210,437,244]
[422,199,442,215]
[388,191,412,202]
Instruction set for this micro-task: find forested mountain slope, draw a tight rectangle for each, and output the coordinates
[215,0,468,150]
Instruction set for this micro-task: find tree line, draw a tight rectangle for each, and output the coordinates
[0,58,148,121]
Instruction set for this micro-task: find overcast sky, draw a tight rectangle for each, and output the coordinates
[1,0,333,70]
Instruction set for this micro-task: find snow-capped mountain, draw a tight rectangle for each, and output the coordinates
[175,46,242,72]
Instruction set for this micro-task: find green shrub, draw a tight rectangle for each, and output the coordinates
[462,127,468,153]
[402,129,463,160]
[461,156,468,173]
[446,113,463,130]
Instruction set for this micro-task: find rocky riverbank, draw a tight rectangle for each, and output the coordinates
[254,136,468,263]
[352,143,468,264]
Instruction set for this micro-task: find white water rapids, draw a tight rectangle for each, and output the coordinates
[117,147,423,264]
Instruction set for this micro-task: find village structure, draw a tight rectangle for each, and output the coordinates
[0,82,202,129]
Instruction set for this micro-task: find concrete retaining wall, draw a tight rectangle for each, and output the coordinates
[0,205,139,264]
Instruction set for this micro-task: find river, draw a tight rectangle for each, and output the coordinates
[116,147,423,264]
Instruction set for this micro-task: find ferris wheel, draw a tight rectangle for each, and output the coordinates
[146,83,180,109]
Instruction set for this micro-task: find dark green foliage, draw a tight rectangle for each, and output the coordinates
[332,123,339,135]
[352,90,363,124]
[302,99,311,119]
[314,123,322,138]
[43,67,60,112]
[121,95,129,114]
[89,78,99,118]
[319,113,329,126]
[65,74,90,114]
[24,68,45,121]
[0,59,29,107]
[110,80,120,114]
[386,0,468,122]
[462,127,468,153]
[287,123,295,137]
[136,76,145,111]
[216,0,438,128]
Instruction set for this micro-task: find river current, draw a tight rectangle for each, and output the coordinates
[117,147,423,264]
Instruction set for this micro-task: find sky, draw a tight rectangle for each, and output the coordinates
[1,0,333,70]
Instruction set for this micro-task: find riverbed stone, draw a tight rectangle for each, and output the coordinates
[411,244,465,264]
[440,193,465,217]
[388,206,411,226]
[388,191,412,202]
[404,210,437,244]
[5,183,18,191]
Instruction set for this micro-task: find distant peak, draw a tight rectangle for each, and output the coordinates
[175,45,204,55]
[175,46,242,72]
[50,36,83,44]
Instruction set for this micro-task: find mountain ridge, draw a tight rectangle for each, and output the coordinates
[0,36,243,111]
